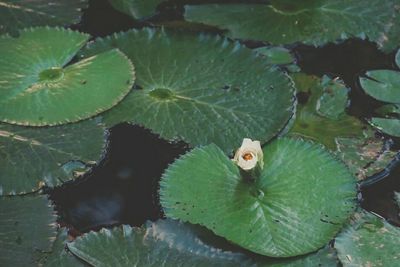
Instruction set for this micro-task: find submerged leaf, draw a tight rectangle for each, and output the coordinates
[0,27,135,126]
[108,0,165,19]
[335,211,400,267]
[0,195,57,266]
[80,28,295,153]
[160,138,356,257]
[289,73,364,149]
[0,0,88,35]
[184,1,396,45]
[0,119,106,195]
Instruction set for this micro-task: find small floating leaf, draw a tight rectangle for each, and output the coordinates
[254,46,294,65]
[160,138,356,257]
[289,73,364,149]
[396,49,400,68]
[184,1,396,45]
[0,27,135,126]
[360,70,400,103]
[335,211,400,267]
[80,28,295,153]
[0,195,57,266]
[370,117,400,137]
[0,119,106,195]
[0,0,88,35]
[108,0,165,19]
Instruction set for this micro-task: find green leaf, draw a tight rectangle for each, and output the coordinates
[0,27,135,126]
[370,117,400,137]
[0,119,106,195]
[42,229,87,267]
[378,10,400,53]
[80,28,295,153]
[160,138,356,257]
[360,70,400,104]
[289,73,364,149]
[184,1,396,46]
[335,132,397,181]
[68,221,249,267]
[0,194,57,266]
[0,0,88,35]
[335,211,400,267]
[108,0,165,19]
[396,49,400,68]
[254,46,294,65]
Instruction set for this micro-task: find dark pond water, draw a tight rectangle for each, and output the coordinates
[50,0,400,234]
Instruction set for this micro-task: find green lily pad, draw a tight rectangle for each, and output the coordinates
[68,222,249,266]
[0,0,88,35]
[0,119,106,195]
[80,28,295,153]
[370,117,400,137]
[335,132,397,181]
[184,1,396,46]
[160,138,356,257]
[396,49,400,68]
[378,10,400,53]
[108,0,165,19]
[0,194,57,266]
[289,73,364,149]
[42,229,86,267]
[335,211,400,267]
[360,70,400,104]
[254,46,294,65]
[0,27,135,126]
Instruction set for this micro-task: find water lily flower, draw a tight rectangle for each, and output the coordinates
[233,138,264,171]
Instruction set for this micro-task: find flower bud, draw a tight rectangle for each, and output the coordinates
[233,138,264,171]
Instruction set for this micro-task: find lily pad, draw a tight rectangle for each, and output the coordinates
[160,138,356,257]
[184,1,396,46]
[397,49,400,68]
[108,0,165,19]
[0,194,57,266]
[0,0,88,35]
[335,211,400,267]
[289,73,364,149]
[254,46,294,65]
[68,221,248,266]
[360,70,400,104]
[335,133,397,181]
[0,119,106,195]
[370,117,400,137]
[80,28,295,153]
[0,27,135,126]
[42,229,87,267]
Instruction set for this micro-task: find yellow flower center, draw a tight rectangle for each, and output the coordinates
[242,152,253,161]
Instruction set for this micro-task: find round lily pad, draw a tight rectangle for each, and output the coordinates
[360,70,400,104]
[335,211,400,267]
[0,0,87,35]
[0,27,135,126]
[184,1,396,45]
[370,117,400,137]
[0,119,106,195]
[0,194,57,266]
[108,0,165,19]
[160,138,357,257]
[79,28,295,153]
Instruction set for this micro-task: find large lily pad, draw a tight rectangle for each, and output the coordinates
[0,27,135,126]
[184,1,396,46]
[360,70,400,103]
[160,138,356,257]
[335,211,400,267]
[0,119,106,195]
[0,0,88,35]
[0,194,57,266]
[108,0,165,19]
[80,28,295,153]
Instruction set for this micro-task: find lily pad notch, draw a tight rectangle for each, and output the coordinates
[0,27,135,126]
